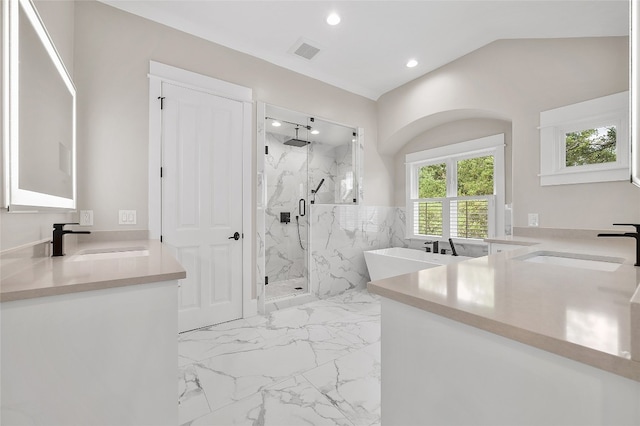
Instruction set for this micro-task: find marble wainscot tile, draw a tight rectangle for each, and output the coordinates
[188,375,353,426]
[310,205,404,298]
[304,342,381,426]
[312,246,371,298]
[389,207,408,248]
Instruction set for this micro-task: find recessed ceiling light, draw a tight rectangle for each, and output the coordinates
[311,129,320,135]
[406,59,418,68]
[326,12,341,26]
[271,121,281,127]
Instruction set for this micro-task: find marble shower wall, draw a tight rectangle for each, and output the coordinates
[308,142,335,205]
[308,142,355,205]
[334,143,355,204]
[265,133,308,284]
[310,205,407,298]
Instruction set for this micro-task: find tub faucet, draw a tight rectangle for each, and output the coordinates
[424,240,439,253]
[597,224,640,266]
[52,223,91,257]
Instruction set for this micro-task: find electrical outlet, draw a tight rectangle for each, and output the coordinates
[119,210,137,225]
[80,210,93,226]
[528,213,539,227]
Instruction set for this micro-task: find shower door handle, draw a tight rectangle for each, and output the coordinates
[228,232,240,241]
[299,199,306,217]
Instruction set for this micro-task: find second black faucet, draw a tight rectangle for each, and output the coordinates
[52,223,91,257]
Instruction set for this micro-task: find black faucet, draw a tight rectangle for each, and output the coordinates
[597,224,640,266]
[424,240,439,253]
[52,223,91,257]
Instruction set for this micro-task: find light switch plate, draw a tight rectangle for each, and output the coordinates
[528,213,539,227]
[119,210,137,225]
[80,210,93,226]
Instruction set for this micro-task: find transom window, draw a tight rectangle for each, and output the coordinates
[406,134,505,242]
[564,125,616,167]
[539,92,629,186]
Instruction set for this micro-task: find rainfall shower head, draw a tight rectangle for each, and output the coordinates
[283,127,310,147]
[283,138,310,147]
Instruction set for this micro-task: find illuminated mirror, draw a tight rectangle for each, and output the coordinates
[3,0,76,210]
[633,0,640,188]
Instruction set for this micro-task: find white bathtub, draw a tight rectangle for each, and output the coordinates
[364,247,472,281]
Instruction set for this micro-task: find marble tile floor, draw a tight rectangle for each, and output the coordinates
[265,276,308,300]
[178,288,381,426]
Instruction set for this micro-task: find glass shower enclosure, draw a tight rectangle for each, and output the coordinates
[257,103,359,307]
[263,107,311,299]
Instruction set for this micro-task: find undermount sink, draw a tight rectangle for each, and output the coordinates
[514,251,624,272]
[70,247,149,262]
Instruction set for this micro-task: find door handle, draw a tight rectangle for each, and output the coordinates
[228,232,240,241]
[299,198,305,217]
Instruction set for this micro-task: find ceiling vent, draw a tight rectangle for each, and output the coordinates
[289,38,322,61]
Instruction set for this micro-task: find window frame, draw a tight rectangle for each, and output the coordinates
[406,134,505,243]
[539,91,629,186]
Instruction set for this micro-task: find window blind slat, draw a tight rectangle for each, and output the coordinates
[411,195,495,239]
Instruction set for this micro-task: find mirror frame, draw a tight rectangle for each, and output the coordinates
[632,0,639,188]
[2,0,76,210]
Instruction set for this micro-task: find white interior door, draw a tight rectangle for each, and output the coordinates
[161,82,243,332]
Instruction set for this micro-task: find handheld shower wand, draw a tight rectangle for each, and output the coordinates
[313,179,325,194]
[310,179,325,204]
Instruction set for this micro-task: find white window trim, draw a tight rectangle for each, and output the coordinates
[405,134,505,242]
[539,91,629,186]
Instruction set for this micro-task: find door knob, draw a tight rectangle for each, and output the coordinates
[228,232,240,241]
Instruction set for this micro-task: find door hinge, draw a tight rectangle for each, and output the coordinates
[242,233,244,239]
[265,276,269,285]
[160,167,163,178]
[160,235,163,243]
[265,146,269,155]
[158,96,166,109]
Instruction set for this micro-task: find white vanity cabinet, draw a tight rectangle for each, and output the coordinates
[380,297,640,426]
[1,280,178,425]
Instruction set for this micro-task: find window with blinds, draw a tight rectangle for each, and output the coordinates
[411,196,495,239]
[405,135,505,242]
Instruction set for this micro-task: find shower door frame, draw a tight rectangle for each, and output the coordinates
[257,102,314,312]
[256,102,365,313]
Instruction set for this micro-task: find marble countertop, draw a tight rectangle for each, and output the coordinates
[368,237,640,381]
[1,240,186,302]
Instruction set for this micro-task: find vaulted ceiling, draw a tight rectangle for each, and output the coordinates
[102,1,629,100]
